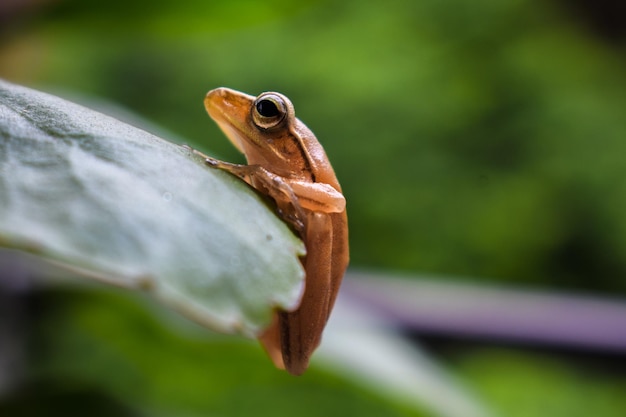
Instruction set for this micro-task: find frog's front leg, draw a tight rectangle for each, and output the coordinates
[189,147,256,184]
[190,148,306,231]
[241,166,307,232]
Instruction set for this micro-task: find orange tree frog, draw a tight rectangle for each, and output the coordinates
[192,88,349,375]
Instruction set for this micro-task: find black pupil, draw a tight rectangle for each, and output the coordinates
[256,99,280,118]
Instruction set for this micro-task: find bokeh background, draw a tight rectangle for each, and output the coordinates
[1,0,625,416]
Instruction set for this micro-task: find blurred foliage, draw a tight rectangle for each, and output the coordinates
[0,287,422,417]
[1,0,626,416]
[450,347,626,417]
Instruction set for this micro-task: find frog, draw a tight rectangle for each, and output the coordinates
[193,87,349,375]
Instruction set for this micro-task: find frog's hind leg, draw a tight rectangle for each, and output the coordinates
[279,212,333,375]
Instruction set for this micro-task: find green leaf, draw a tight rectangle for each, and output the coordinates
[0,79,305,336]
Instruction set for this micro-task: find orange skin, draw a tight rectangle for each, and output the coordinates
[195,88,349,375]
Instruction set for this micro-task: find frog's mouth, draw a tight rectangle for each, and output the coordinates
[205,88,255,154]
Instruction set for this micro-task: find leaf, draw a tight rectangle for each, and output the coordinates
[0,79,305,337]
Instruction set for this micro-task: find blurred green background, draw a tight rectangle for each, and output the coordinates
[1,0,625,416]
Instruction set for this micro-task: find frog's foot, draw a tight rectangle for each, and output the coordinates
[204,158,220,167]
[277,209,305,234]
[188,147,212,161]
[269,177,306,226]
[186,148,236,172]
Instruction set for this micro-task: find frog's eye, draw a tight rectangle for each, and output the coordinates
[252,93,287,130]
